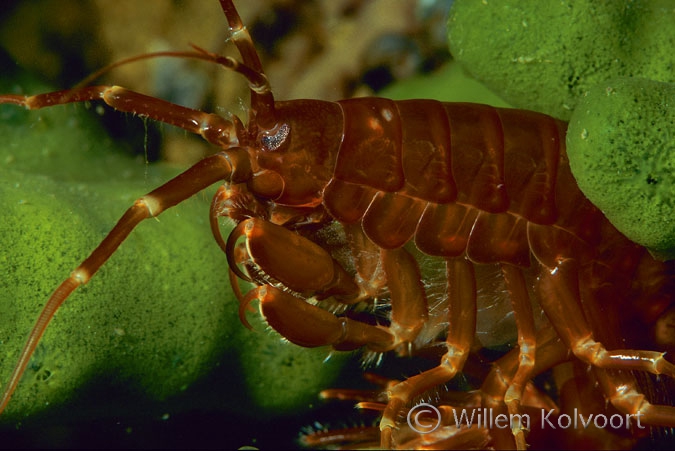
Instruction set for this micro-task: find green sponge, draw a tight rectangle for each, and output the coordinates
[567,78,675,260]
[448,0,675,120]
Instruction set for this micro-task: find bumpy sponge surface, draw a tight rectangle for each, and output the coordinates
[567,78,675,260]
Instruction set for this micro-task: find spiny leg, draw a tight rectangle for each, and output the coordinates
[538,258,675,428]
[597,365,675,429]
[481,326,568,449]
[500,263,537,449]
[539,259,675,377]
[316,328,565,449]
[344,224,430,353]
[380,257,477,448]
[381,247,429,354]
[320,372,400,407]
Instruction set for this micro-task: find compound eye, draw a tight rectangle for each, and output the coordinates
[260,122,290,151]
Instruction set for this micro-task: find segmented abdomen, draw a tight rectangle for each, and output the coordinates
[323,98,608,268]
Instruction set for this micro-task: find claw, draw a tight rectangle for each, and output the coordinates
[253,285,393,351]
[233,218,359,299]
[225,220,254,283]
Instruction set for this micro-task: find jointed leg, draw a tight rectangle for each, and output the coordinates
[381,247,429,353]
[538,258,675,428]
[0,151,238,414]
[481,326,568,449]
[500,263,537,449]
[539,259,675,378]
[380,257,477,448]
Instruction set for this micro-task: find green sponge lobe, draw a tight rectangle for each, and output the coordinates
[448,0,675,120]
[567,78,675,260]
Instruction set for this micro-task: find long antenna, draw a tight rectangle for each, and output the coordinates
[219,0,277,129]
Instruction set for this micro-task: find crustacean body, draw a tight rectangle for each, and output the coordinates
[0,1,673,449]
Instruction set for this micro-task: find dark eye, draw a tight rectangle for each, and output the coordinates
[261,123,290,151]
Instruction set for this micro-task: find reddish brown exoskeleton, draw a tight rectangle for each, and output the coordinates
[0,1,673,449]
